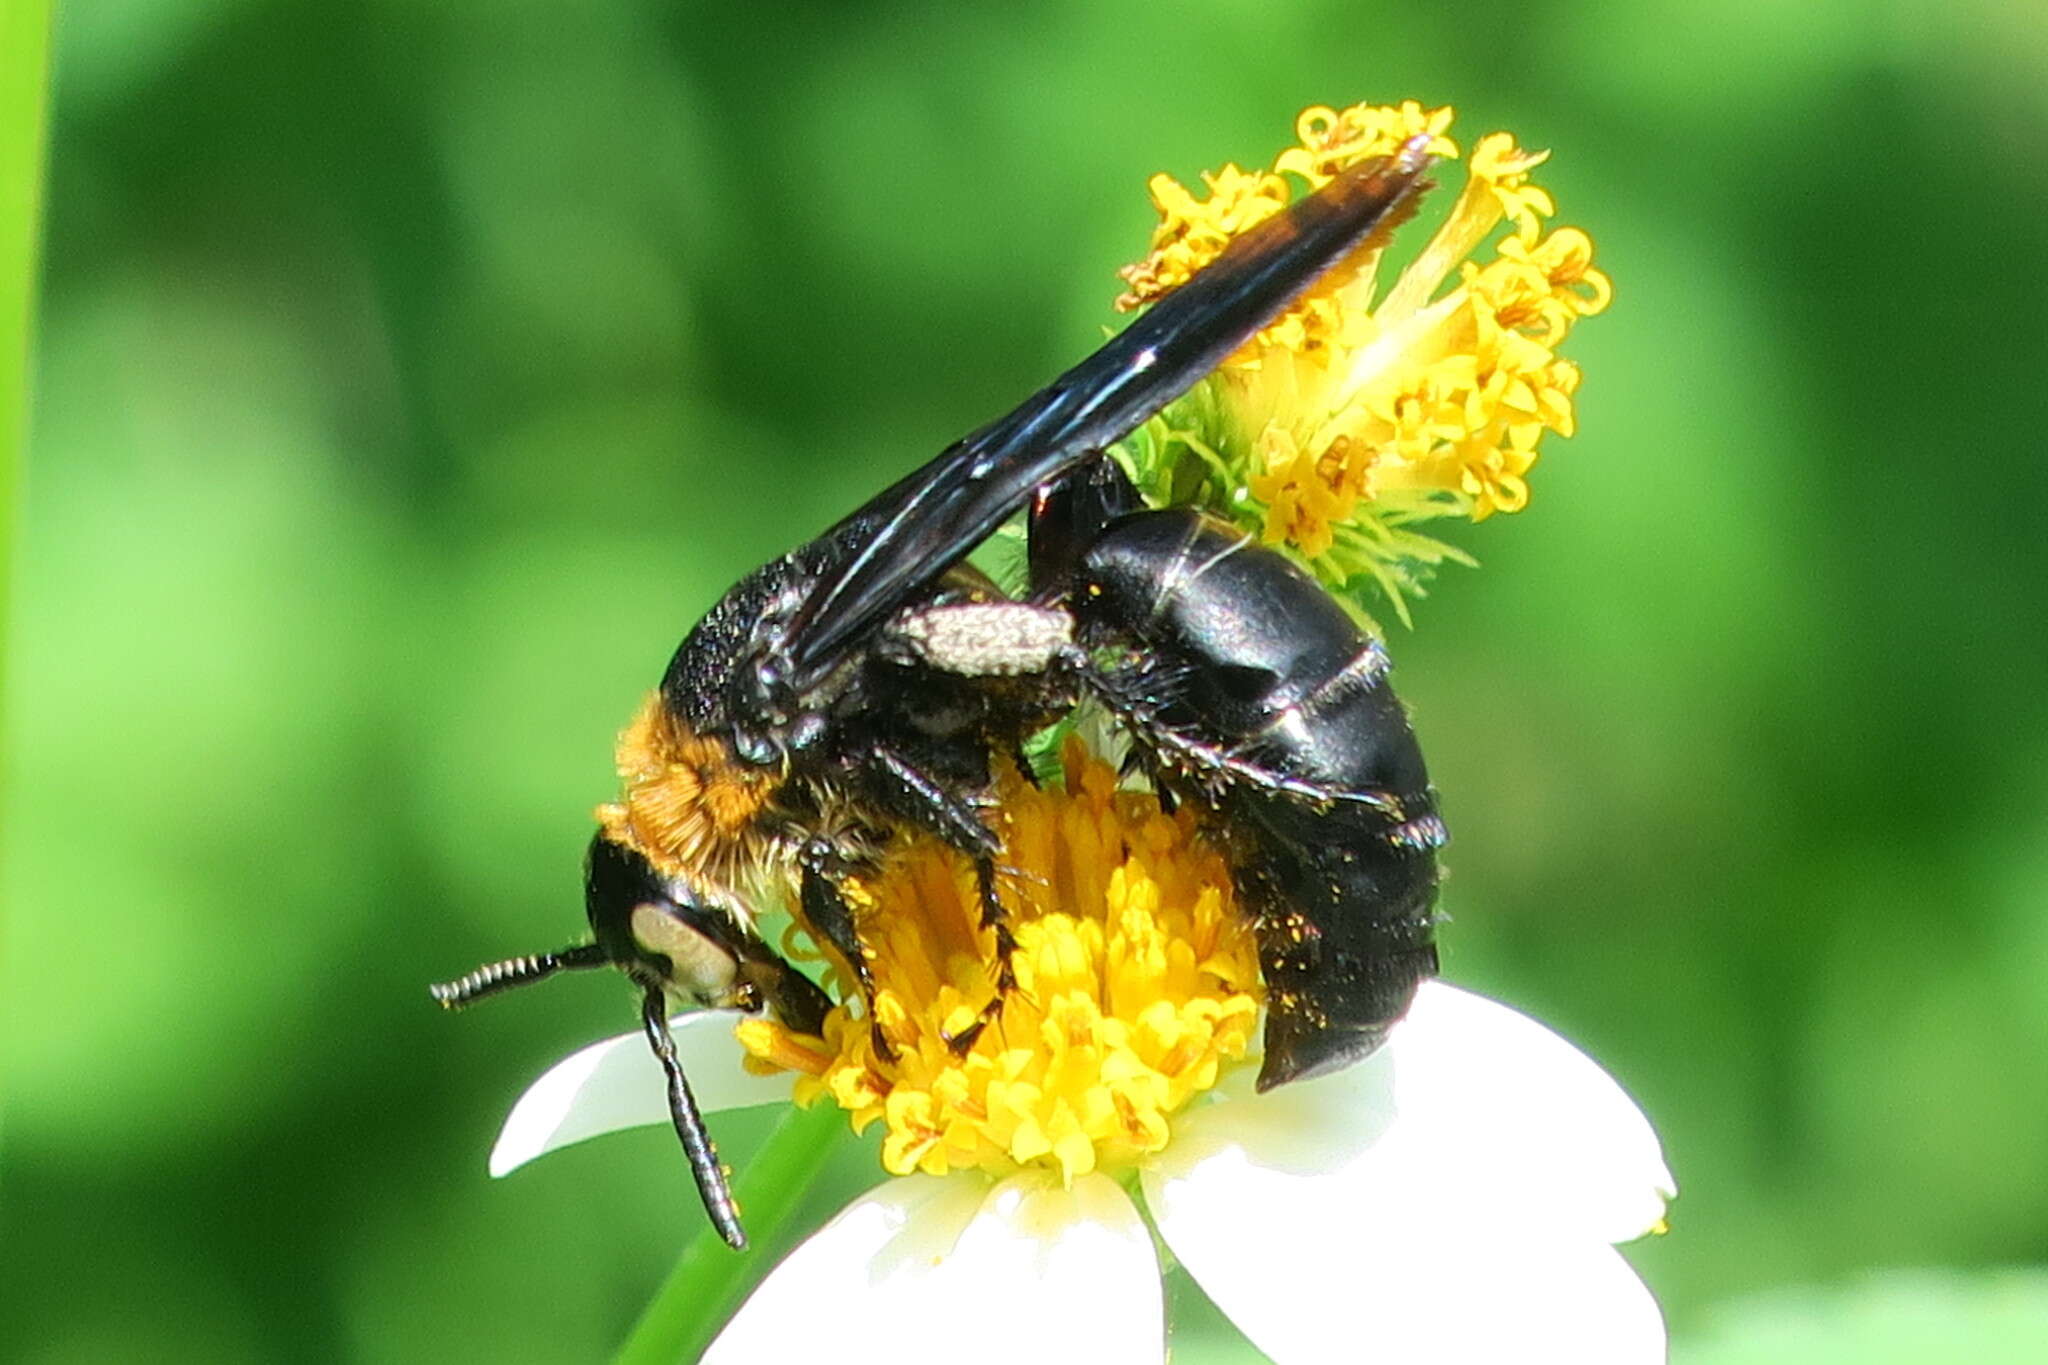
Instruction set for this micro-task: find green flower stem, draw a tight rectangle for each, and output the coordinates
[0,0,53,735]
[613,1101,845,1365]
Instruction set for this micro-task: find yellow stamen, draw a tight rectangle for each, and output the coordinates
[1116,165,1291,313]
[734,1018,834,1077]
[740,740,1262,1185]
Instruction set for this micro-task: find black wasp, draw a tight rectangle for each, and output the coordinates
[434,134,1446,1250]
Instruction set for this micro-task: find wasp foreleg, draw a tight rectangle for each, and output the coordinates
[799,855,893,1062]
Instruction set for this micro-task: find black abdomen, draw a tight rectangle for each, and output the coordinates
[1071,510,1444,1090]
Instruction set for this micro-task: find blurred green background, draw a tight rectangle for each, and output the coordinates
[6,1,2047,1360]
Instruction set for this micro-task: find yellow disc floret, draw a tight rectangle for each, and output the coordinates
[736,740,1261,1186]
[1110,99,1613,620]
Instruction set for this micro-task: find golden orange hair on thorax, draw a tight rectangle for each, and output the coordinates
[595,693,779,892]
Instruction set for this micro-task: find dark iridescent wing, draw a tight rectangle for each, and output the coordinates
[783,137,1437,689]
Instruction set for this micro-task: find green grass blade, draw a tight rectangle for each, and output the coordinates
[0,0,53,743]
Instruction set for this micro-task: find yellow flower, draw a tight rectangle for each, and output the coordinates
[737,739,1262,1186]
[488,766,1675,1360]
[1112,100,1612,616]
[1275,100,1460,183]
[487,739,1675,1361]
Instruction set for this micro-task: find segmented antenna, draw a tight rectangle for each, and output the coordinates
[641,987,748,1250]
[429,943,609,1008]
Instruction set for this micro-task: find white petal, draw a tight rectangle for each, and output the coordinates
[1184,981,1673,1244]
[1388,982,1676,1240]
[1147,1131,1664,1365]
[1145,980,1672,1364]
[488,1011,791,1177]
[706,1170,1164,1365]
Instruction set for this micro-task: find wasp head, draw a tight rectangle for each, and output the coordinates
[583,834,829,1032]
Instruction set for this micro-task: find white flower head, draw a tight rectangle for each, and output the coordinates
[491,748,1675,1364]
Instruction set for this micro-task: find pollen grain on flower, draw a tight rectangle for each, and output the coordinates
[1109,99,1612,613]
[735,739,1262,1186]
